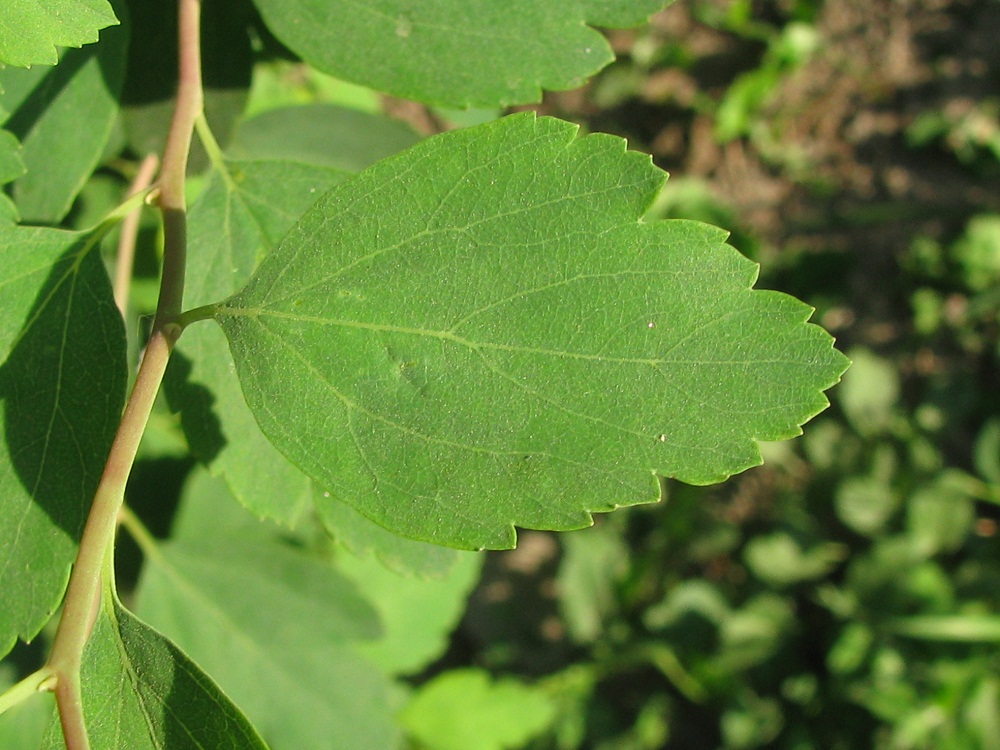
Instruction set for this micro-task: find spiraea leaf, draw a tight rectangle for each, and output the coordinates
[248,0,671,107]
[207,113,848,550]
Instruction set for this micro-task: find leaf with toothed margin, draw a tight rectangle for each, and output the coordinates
[248,0,672,108]
[205,112,848,550]
[0,0,118,67]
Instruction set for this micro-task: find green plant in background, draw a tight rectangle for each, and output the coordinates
[0,1,851,748]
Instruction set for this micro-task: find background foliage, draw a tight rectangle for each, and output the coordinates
[2,0,999,748]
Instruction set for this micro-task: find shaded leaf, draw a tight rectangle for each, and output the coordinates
[0,0,118,67]
[0,129,23,221]
[41,594,267,749]
[334,543,482,674]
[134,469,399,750]
[229,104,422,172]
[166,159,347,524]
[0,129,24,184]
[400,669,555,750]
[211,113,848,549]
[0,224,126,657]
[249,0,669,107]
[0,9,127,222]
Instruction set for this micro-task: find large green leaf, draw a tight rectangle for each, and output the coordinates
[0,224,126,657]
[41,593,267,749]
[249,0,670,107]
[165,159,347,525]
[133,469,400,750]
[0,0,118,67]
[0,8,127,223]
[208,113,848,550]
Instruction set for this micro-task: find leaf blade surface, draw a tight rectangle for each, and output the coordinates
[0,14,127,222]
[0,224,126,657]
[0,0,118,67]
[214,113,848,549]
[166,159,348,525]
[41,594,268,749]
[133,469,399,750]
[249,0,668,107]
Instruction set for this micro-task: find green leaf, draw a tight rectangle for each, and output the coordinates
[133,469,400,750]
[743,532,844,587]
[906,480,974,556]
[0,129,24,184]
[557,524,629,643]
[0,9,127,223]
[0,224,126,657]
[230,104,423,172]
[0,666,53,748]
[333,543,482,674]
[0,129,23,221]
[165,159,348,524]
[210,113,848,550]
[887,615,1000,642]
[249,0,669,107]
[839,347,899,437]
[400,669,556,750]
[0,0,118,67]
[41,594,268,749]
[316,484,461,578]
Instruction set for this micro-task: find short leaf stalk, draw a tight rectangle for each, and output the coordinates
[43,1,203,747]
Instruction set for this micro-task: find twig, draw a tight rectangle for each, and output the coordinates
[44,2,203,747]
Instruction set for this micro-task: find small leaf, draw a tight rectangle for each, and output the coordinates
[249,0,669,107]
[839,347,899,437]
[0,224,126,657]
[41,594,268,749]
[0,8,127,222]
[133,470,400,750]
[906,480,974,556]
[211,113,848,549]
[400,669,555,750]
[743,532,844,587]
[165,159,348,524]
[0,0,118,67]
[557,524,629,643]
